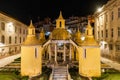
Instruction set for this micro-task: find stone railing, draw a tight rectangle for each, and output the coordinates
[49,65,54,80]
[67,64,72,80]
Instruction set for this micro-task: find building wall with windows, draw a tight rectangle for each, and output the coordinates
[0,12,27,56]
[94,0,120,62]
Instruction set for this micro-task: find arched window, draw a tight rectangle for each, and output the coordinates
[118,27,120,37]
[9,36,12,44]
[1,22,5,30]
[20,37,21,43]
[15,47,17,52]
[15,36,17,43]
[1,35,5,43]
[23,37,25,42]
[60,22,62,27]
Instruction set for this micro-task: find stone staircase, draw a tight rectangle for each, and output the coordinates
[53,66,68,80]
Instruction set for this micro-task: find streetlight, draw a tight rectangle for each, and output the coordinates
[97,7,102,12]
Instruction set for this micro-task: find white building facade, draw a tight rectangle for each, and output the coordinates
[0,12,27,57]
[94,0,120,62]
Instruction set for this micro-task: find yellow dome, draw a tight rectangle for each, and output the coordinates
[81,36,99,46]
[22,36,41,45]
[74,29,83,45]
[74,29,81,40]
[51,28,70,40]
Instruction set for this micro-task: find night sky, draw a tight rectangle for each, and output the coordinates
[0,0,108,25]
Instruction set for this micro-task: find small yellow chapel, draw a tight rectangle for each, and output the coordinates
[21,11,101,78]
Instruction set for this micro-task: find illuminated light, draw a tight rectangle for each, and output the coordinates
[7,22,14,33]
[57,43,63,46]
[81,36,85,41]
[45,32,50,36]
[67,29,72,33]
[0,43,5,47]
[7,22,13,25]
[97,7,102,12]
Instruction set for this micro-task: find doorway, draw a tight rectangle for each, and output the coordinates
[57,52,63,63]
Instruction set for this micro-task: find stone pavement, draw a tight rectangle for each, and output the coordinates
[0,54,20,67]
[101,57,120,71]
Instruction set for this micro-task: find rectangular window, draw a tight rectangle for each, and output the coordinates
[35,48,38,58]
[111,11,114,20]
[83,49,86,59]
[118,27,120,37]
[111,28,113,37]
[109,44,113,50]
[106,14,108,22]
[101,30,103,38]
[118,8,120,18]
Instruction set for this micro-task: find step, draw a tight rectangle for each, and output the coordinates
[53,78,66,80]
[53,77,67,80]
[54,74,67,76]
[53,66,68,80]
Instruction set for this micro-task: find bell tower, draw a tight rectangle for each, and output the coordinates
[56,11,65,28]
[21,21,43,77]
[78,20,101,77]
[28,20,35,35]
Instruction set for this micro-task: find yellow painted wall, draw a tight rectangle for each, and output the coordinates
[78,47,101,77]
[21,46,43,76]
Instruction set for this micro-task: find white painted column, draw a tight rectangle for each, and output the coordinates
[63,43,66,61]
[49,44,51,60]
[69,44,72,61]
[55,43,57,62]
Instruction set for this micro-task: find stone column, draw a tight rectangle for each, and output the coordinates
[63,43,66,61]
[55,43,57,62]
[69,44,72,61]
[48,44,51,61]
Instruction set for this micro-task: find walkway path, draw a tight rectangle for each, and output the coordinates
[53,66,68,80]
[0,54,20,68]
[101,57,120,71]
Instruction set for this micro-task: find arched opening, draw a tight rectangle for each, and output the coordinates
[1,35,5,43]
[60,21,62,27]
[9,36,12,44]
[1,22,5,30]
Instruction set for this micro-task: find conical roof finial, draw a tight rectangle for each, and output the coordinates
[58,11,63,19]
[87,20,92,28]
[29,20,34,28]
